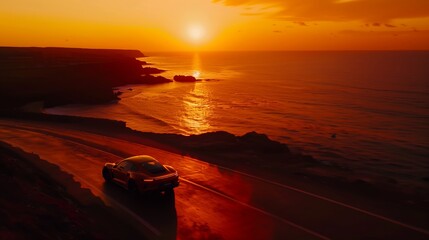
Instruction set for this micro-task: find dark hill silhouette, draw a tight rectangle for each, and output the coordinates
[0,47,169,109]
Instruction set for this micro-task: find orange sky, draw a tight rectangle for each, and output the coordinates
[1,0,428,51]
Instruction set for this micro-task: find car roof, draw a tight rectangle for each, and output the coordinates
[123,155,158,163]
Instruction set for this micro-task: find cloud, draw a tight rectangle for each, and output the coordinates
[384,23,396,28]
[364,23,397,28]
[213,0,429,22]
[339,29,429,36]
[294,21,308,26]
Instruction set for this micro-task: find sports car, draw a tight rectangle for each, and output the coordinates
[102,155,179,194]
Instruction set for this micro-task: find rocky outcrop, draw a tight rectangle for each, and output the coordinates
[174,75,198,82]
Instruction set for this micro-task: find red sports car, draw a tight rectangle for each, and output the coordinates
[102,155,179,194]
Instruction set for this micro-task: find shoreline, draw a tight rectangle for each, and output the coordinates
[42,98,429,201]
[1,46,428,209]
[0,47,172,109]
[1,111,428,209]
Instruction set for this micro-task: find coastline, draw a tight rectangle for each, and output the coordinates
[0,47,171,109]
[2,112,428,209]
[1,46,427,210]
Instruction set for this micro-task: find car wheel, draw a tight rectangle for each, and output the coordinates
[128,180,140,196]
[102,167,112,182]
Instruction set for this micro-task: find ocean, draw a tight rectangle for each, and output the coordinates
[46,51,429,186]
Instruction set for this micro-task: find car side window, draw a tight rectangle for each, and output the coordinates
[128,162,137,171]
[117,161,134,171]
[117,161,128,170]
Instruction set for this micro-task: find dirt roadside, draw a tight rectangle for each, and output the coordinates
[0,141,146,240]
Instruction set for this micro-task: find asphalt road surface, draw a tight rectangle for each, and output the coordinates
[0,119,428,240]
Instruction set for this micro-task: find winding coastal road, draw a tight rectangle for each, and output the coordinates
[0,119,428,240]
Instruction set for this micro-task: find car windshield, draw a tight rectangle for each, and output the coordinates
[140,160,167,174]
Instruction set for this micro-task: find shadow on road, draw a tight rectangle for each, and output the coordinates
[102,183,178,240]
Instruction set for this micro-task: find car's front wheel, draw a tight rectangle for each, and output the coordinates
[102,167,113,182]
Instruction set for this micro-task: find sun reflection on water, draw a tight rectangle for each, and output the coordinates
[192,70,200,78]
[180,83,212,134]
[192,53,201,78]
[179,53,212,134]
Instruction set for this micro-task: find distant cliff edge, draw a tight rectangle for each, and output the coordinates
[0,47,170,109]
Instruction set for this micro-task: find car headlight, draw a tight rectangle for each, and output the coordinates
[143,178,154,182]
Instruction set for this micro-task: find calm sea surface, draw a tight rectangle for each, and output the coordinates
[46,51,429,185]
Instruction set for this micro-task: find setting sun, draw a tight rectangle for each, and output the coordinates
[187,25,205,43]
[1,0,428,50]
